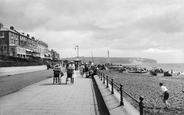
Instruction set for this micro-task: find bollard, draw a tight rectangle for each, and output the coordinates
[139,96,144,115]
[111,79,114,94]
[106,76,109,88]
[120,84,124,106]
[103,74,105,84]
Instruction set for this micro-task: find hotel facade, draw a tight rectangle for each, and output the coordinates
[0,24,60,60]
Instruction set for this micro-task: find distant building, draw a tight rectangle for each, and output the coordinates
[50,49,60,60]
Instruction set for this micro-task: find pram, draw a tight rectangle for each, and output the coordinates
[53,71,61,84]
[66,67,74,84]
[66,73,74,84]
[53,65,62,84]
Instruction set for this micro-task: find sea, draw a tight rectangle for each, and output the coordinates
[121,63,184,73]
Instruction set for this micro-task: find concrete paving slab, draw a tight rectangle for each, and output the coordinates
[0,70,101,115]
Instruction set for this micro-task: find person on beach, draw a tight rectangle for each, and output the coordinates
[159,83,170,108]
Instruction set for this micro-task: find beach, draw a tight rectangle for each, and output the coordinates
[121,63,184,74]
[101,69,184,115]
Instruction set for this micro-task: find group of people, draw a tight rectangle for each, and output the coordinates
[79,62,97,78]
[52,62,75,84]
[52,61,98,84]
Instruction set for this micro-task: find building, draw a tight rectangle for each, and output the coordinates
[0,26,19,57]
[0,24,60,61]
[50,49,60,60]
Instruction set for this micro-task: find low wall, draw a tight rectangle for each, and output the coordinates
[93,75,139,115]
[0,65,47,77]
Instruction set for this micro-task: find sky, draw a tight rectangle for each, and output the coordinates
[0,0,184,63]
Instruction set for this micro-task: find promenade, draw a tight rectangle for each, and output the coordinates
[0,67,140,115]
[0,70,110,115]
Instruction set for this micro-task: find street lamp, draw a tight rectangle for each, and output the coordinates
[75,45,79,58]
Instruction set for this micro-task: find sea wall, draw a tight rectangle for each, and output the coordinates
[0,65,47,77]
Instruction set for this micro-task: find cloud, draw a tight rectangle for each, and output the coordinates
[143,48,181,53]
[0,0,184,62]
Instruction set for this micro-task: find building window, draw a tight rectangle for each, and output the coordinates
[10,39,13,44]
[11,48,14,51]
[0,32,4,38]
[4,46,6,50]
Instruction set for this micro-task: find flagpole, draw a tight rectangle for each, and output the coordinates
[108,50,110,63]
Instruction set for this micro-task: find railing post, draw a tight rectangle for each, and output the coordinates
[103,74,105,84]
[120,84,124,106]
[139,96,144,115]
[101,73,102,81]
[106,76,109,88]
[111,79,114,94]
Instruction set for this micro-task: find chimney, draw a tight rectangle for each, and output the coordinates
[10,26,14,30]
[0,23,4,29]
[27,34,29,37]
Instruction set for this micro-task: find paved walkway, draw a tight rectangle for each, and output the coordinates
[0,71,101,115]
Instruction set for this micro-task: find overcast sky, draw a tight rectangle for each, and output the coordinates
[0,0,184,63]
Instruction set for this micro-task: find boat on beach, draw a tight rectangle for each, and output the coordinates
[128,70,147,73]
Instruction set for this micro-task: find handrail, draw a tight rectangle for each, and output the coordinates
[108,77,139,103]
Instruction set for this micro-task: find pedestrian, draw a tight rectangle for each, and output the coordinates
[66,62,75,83]
[80,64,84,77]
[159,83,170,108]
[53,64,61,84]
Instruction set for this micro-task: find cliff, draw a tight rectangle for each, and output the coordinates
[63,57,157,64]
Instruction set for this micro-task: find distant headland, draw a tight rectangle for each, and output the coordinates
[63,57,157,64]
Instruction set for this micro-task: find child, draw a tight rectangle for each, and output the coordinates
[159,83,170,108]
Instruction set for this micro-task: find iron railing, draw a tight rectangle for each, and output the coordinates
[97,70,144,115]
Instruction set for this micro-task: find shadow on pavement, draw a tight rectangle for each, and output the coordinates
[46,76,53,78]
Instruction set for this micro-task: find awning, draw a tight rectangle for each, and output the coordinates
[25,49,33,52]
[44,54,50,57]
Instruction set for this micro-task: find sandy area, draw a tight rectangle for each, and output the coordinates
[102,70,184,115]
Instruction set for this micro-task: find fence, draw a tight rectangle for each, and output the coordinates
[97,70,145,115]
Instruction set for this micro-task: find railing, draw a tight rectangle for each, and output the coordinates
[97,70,144,115]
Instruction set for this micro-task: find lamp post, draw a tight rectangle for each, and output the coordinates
[75,45,79,58]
